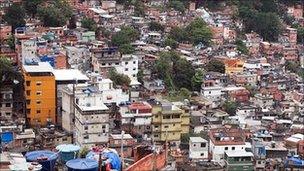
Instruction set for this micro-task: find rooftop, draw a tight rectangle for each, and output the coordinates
[190,137,208,143]
[23,62,53,73]
[225,150,254,157]
[53,69,89,81]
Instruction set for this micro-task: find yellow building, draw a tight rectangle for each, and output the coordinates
[152,102,190,143]
[224,59,244,75]
[23,62,56,126]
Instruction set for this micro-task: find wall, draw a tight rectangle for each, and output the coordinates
[125,151,166,171]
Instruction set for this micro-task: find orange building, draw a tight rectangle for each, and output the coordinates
[23,62,56,126]
[224,58,244,75]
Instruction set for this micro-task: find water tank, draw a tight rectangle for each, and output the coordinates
[56,144,80,163]
[66,159,98,171]
[25,150,58,171]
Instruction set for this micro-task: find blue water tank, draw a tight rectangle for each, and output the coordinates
[66,159,98,171]
[56,144,80,163]
[25,150,58,171]
[0,131,14,143]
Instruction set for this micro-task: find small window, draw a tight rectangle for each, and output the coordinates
[164,125,169,128]
[37,110,41,114]
[154,134,159,137]
[26,90,31,96]
[84,126,88,130]
[84,135,89,139]
[155,125,159,128]
[115,62,119,65]
[133,68,136,71]
[133,61,136,64]
[26,100,31,105]
[5,103,11,107]
[36,100,41,104]
[102,125,106,129]
[5,112,11,116]
[26,81,31,86]
[163,115,170,119]
[125,62,128,65]
[200,153,204,156]
[36,91,42,96]
[232,147,235,150]
[201,143,206,148]
[209,91,211,94]
[125,68,128,71]
[26,109,31,114]
[36,82,42,86]
[102,63,106,66]
[225,147,228,150]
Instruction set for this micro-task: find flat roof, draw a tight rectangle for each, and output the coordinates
[110,134,133,140]
[225,151,253,157]
[23,62,53,73]
[190,137,207,143]
[77,103,108,111]
[53,69,89,81]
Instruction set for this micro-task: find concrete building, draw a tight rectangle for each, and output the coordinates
[74,86,110,147]
[151,101,190,144]
[224,151,254,171]
[21,39,37,64]
[109,133,136,158]
[209,128,250,162]
[253,94,274,112]
[189,137,208,160]
[23,62,56,126]
[0,87,13,119]
[91,48,139,82]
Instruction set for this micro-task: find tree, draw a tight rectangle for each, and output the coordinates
[222,101,237,115]
[3,3,26,31]
[285,61,300,73]
[137,69,144,84]
[168,27,188,43]
[235,39,248,54]
[154,51,195,91]
[119,44,135,54]
[297,27,304,44]
[81,17,97,31]
[191,69,204,91]
[169,0,186,13]
[163,38,178,49]
[23,0,43,17]
[205,59,225,73]
[108,68,131,87]
[78,147,90,158]
[6,35,15,50]
[96,27,111,39]
[148,22,165,32]
[37,1,72,27]
[134,0,146,16]
[0,57,22,90]
[111,26,139,47]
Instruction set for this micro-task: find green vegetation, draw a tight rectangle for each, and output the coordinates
[37,0,72,27]
[108,68,131,87]
[166,88,191,102]
[78,147,90,158]
[3,3,26,31]
[119,44,135,55]
[111,26,139,54]
[0,57,22,89]
[237,0,283,41]
[7,36,15,50]
[222,101,238,115]
[191,69,205,91]
[168,18,212,46]
[23,0,43,17]
[204,59,225,73]
[169,0,186,13]
[81,17,97,31]
[148,22,165,32]
[154,51,195,91]
[163,38,178,49]
[235,39,248,55]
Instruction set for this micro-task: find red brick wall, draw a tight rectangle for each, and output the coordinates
[126,152,166,171]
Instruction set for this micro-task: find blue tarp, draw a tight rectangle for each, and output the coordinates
[0,132,13,143]
[86,151,121,171]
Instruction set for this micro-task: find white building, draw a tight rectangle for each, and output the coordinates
[21,39,37,64]
[65,46,90,70]
[189,137,208,160]
[74,88,110,147]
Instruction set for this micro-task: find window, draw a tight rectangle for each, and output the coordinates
[26,109,31,114]
[125,62,128,65]
[133,61,136,64]
[37,110,41,114]
[225,147,228,150]
[201,143,206,147]
[132,74,136,77]
[26,81,31,86]
[4,94,11,99]
[102,129,106,133]
[84,135,89,139]
[125,68,128,71]
[200,153,204,156]
[102,63,106,66]
[84,126,88,130]
[155,125,159,128]
[232,147,235,150]
[115,62,119,65]
[26,90,31,96]
[193,144,196,147]
[5,103,11,107]
[36,91,42,96]
[36,82,42,86]
[102,125,106,129]
[257,161,262,164]
[133,68,136,71]
[163,115,170,119]
[5,112,11,116]
[209,91,211,94]
[154,134,159,138]
[172,114,180,119]
[26,100,31,105]
[164,125,169,128]
[36,100,41,105]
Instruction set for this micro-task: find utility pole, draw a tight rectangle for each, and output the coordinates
[152,139,156,171]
